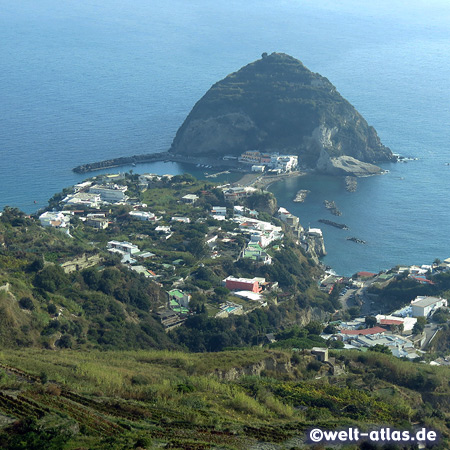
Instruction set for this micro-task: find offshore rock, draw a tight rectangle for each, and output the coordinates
[170,52,394,171]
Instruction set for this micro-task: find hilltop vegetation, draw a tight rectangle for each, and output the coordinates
[170,52,393,168]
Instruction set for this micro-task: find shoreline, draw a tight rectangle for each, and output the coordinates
[232,170,307,190]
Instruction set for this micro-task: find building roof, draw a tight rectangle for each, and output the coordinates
[234,291,263,301]
[340,326,387,336]
[168,289,185,299]
[411,276,435,285]
[357,271,377,278]
[380,319,403,326]
[412,296,443,307]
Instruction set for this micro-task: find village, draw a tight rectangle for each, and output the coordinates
[36,167,450,364]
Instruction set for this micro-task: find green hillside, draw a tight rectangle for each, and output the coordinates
[0,348,449,449]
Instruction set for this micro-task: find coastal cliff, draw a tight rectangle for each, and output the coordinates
[170,52,394,172]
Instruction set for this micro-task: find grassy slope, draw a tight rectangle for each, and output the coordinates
[0,348,449,449]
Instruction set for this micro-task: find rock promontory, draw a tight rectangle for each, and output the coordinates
[170,52,394,172]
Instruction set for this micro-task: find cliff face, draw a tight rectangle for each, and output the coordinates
[170,53,394,171]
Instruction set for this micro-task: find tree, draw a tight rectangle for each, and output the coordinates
[413,316,426,335]
[304,321,324,336]
[365,316,377,328]
[188,238,208,258]
[368,344,391,354]
[323,324,338,334]
[328,339,344,349]
[27,256,44,273]
[34,265,69,293]
[57,335,72,349]
[348,306,361,319]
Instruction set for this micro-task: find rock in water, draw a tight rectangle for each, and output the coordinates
[170,52,394,172]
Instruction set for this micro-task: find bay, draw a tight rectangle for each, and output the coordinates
[1,0,449,275]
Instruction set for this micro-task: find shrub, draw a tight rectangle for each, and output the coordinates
[19,297,34,310]
[57,335,72,349]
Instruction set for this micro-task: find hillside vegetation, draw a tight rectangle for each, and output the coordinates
[0,348,449,449]
[0,175,331,352]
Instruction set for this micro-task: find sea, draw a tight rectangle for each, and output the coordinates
[1,0,450,276]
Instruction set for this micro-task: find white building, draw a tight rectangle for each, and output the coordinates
[223,186,258,202]
[129,211,156,221]
[39,211,70,228]
[171,216,190,223]
[107,240,140,255]
[73,181,93,192]
[411,296,447,317]
[89,184,128,203]
[86,217,109,229]
[251,165,265,172]
[270,154,298,172]
[181,194,199,204]
[155,225,171,234]
[306,227,323,237]
[63,192,101,208]
[376,314,417,332]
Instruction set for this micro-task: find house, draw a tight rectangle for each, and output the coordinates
[339,326,387,341]
[63,192,101,208]
[243,243,272,264]
[223,276,265,293]
[251,165,265,172]
[171,216,190,223]
[239,150,262,164]
[107,241,140,255]
[211,206,227,218]
[411,296,447,317]
[270,154,298,172]
[155,225,171,234]
[129,211,156,221]
[311,347,329,362]
[135,251,155,260]
[86,217,109,229]
[181,194,199,204]
[39,211,70,228]
[376,314,417,332]
[223,186,258,202]
[168,289,191,308]
[73,181,93,192]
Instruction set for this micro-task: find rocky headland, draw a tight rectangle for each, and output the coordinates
[170,52,394,174]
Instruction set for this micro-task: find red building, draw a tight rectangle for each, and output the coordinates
[224,276,264,293]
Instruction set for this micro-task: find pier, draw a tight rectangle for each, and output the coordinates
[72,152,240,174]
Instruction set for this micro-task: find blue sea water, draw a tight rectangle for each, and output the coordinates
[1,0,449,275]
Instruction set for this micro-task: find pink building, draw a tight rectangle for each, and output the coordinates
[224,276,263,293]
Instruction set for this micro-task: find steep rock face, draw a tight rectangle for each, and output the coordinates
[304,234,327,263]
[316,149,382,176]
[170,53,394,170]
